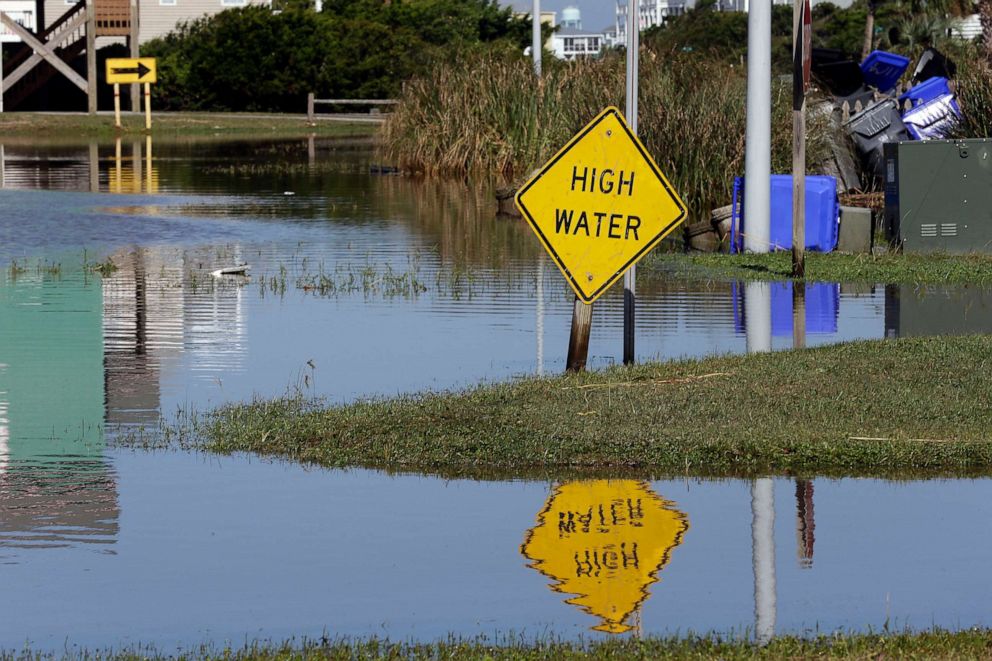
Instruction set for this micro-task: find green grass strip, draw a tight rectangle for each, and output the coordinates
[644,252,992,286]
[0,112,378,138]
[197,335,992,478]
[7,631,992,660]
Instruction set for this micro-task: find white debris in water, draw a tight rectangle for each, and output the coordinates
[210,264,251,277]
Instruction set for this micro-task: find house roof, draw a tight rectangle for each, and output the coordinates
[555,27,605,38]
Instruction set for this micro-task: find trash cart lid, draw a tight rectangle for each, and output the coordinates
[860,50,911,92]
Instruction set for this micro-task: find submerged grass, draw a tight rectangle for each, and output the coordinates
[643,251,992,286]
[6,630,992,659]
[193,335,992,479]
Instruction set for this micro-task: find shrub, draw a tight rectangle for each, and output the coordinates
[382,49,834,223]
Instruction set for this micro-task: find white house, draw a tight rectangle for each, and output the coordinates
[551,26,604,60]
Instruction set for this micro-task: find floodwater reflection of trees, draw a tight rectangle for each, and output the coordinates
[520,480,688,634]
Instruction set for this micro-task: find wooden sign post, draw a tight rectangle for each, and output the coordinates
[792,0,812,278]
[113,83,121,128]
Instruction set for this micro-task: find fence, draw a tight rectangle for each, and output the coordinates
[306,92,398,121]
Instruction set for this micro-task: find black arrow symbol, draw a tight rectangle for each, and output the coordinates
[111,62,151,79]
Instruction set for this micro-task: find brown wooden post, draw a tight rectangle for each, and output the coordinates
[144,81,151,129]
[129,0,140,112]
[86,0,97,114]
[113,83,121,127]
[307,92,315,121]
[566,296,592,372]
[792,0,809,279]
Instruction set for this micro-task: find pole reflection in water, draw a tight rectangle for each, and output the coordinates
[751,478,776,645]
[744,283,776,643]
[520,480,688,634]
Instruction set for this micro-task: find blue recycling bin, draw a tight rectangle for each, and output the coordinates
[902,93,960,140]
[731,175,839,253]
[860,50,911,92]
[898,76,951,108]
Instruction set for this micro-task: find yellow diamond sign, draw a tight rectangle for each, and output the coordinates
[520,480,689,634]
[515,107,687,304]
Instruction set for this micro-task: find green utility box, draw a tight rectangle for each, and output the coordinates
[883,139,992,253]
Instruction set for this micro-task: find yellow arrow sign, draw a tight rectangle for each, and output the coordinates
[105,57,157,84]
[520,479,689,633]
[515,107,686,303]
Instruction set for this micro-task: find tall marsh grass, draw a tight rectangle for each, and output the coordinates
[383,50,833,221]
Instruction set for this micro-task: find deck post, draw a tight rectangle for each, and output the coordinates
[86,0,97,114]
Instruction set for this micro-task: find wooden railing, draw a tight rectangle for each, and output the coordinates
[306,92,398,120]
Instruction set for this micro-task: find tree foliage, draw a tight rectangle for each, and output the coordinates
[143,0,534,111]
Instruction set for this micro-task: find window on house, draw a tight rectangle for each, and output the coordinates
[160,0,177,6]
[222,0,247,6]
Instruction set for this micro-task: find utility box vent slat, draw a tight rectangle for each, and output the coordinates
[941,223,958,237]
[921,223,938,237]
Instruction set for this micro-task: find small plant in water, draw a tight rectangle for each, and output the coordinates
[8,260,27,279]
[90,257,119,277]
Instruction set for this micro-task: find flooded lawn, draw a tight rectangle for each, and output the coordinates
[1,136,991,651]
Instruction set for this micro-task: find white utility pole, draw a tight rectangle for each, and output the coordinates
[744,0,771,253]
[532,0,541,76]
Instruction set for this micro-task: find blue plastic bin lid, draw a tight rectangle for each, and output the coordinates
[860,50,911,91]
[898,76,951,106]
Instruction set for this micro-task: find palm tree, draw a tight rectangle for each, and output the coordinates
[862,0,877,59]
[981,0,992,61]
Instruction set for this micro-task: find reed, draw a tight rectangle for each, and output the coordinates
[382,50,833,222]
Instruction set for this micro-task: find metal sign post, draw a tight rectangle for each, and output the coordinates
[532,0,541,77]
[623,0,639,365]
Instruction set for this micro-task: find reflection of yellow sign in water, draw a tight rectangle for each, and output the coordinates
[520,480,688,634]
[514,107,687,303]
[108,136,158,194]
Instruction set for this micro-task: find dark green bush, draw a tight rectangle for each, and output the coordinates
[143,1,533,112]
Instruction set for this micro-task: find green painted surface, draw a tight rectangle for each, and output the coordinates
[0,268,105,460]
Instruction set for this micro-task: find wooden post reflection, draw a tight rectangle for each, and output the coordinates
[793,281,806,349]
[88,142,98,192]
[795,479,814,568]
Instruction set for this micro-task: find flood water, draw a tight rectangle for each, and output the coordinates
[1,136,991,651]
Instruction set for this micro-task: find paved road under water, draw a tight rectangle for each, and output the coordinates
[1,137,991,650]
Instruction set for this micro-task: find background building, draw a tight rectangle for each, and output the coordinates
[616,0,686,46]
[551,26,604,59]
